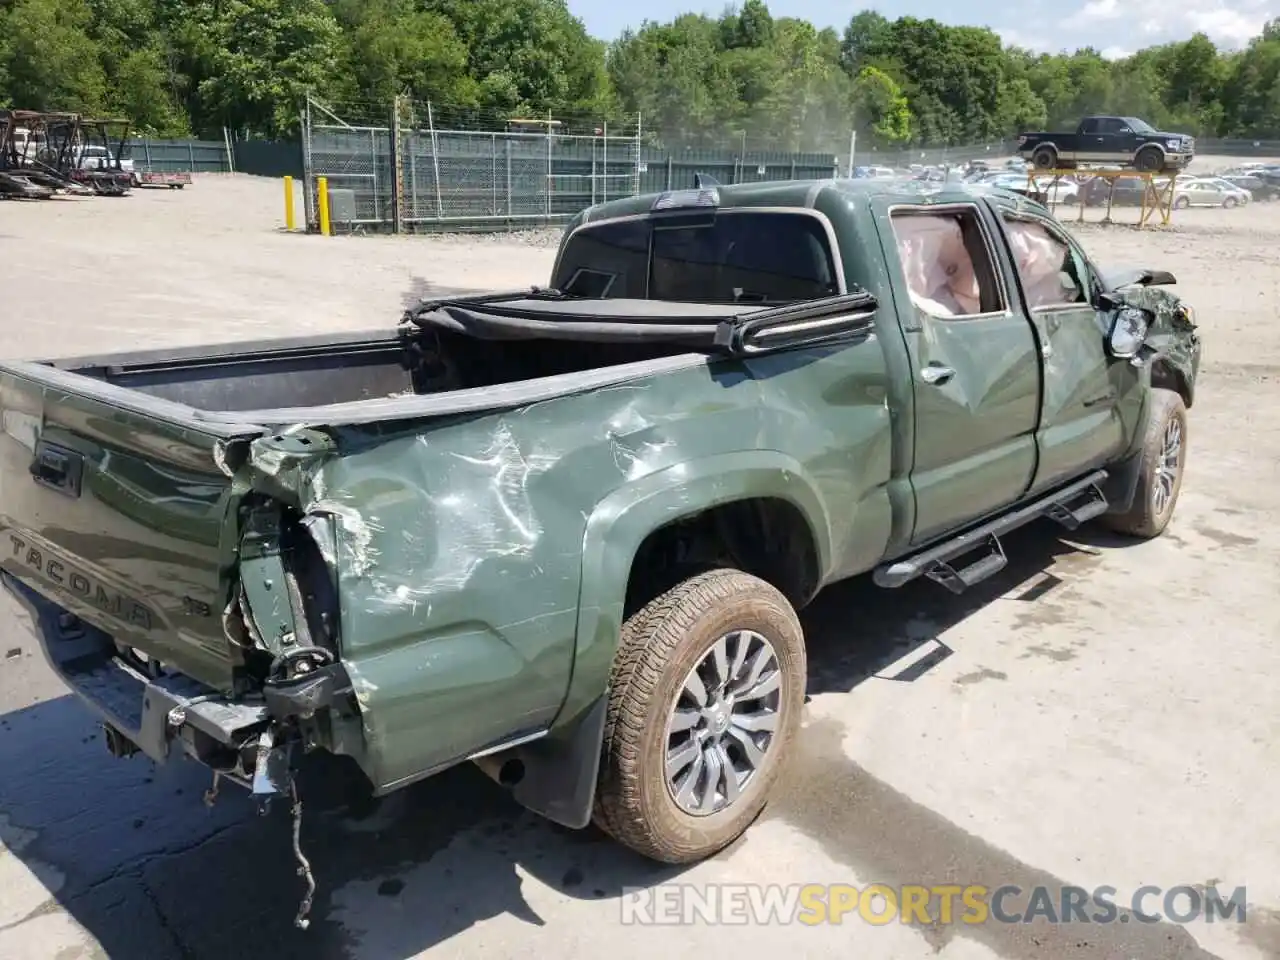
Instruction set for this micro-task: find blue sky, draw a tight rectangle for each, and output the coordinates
[568,0,1279,59]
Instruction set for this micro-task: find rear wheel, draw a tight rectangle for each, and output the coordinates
[1134,146,1164,173]
[1105,388,1187,539]
[593,568,806,863]
[1032,146,1057,171]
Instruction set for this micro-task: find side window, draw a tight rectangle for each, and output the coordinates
[1002,216,1089,310]
[890,208,1005,319]
[1080,118,1099,134]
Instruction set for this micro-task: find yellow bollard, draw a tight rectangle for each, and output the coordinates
[317,176,331,236]
[283,175,296,231]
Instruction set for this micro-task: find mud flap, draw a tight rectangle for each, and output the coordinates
[1100,446,1145,516]
[473,695,608,829]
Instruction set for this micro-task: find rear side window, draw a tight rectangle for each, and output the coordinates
[889,208,1005,318]
[554,212,840,305]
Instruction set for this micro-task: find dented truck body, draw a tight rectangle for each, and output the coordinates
[0,180,1201,916]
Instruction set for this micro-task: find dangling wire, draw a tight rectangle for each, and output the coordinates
[291,779,316,930]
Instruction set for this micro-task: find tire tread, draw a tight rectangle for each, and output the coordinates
[592,568,803,862]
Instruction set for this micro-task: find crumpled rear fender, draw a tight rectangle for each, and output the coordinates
[557,450,833,728]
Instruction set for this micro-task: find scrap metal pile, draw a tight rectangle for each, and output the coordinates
[0,109,190,200]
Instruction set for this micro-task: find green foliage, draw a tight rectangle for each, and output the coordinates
[1,0,1279,147]
[850,67,911,145]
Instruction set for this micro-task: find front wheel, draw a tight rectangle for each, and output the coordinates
[1105,388,1188,539]
[1174,195,1190,209]
[593,568,806,863]
[1223,196,1237,208]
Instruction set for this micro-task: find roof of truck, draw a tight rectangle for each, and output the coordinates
[577,177,1034,224]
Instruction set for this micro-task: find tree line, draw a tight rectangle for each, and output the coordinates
[2,0,1279,151]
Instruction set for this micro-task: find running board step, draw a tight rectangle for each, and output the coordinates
[924,534,1007,595]
[874,469,1109,592]
[1044,482,1109,530]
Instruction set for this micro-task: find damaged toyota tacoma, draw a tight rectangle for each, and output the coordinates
[0,179,1200,925]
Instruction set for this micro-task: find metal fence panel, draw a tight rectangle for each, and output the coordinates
[1195,138,1280,157]
[233,139,303,178]
[124,138,230,172]
[307,125,392,223]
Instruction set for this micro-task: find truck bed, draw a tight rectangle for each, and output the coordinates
[40,296,740,419]
[0,286,875,695]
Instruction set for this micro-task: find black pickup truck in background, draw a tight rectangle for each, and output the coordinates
[1017,116,1195,173]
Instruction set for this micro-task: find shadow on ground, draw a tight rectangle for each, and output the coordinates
[0,521,1223,959]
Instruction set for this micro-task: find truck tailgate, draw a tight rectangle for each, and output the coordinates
[0,365,257,692]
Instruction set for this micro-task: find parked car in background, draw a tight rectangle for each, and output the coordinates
[1224,174,1280,200]
[1173,177,1250,209]
[76,144,134,176]
[1081,175,1150,207]
[975,172,1051,204]
[1032,176,1080,204]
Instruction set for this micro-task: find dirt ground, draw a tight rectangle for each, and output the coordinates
[0,167,1277,960]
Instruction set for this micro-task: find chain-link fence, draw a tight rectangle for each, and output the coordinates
[303,97,1280,233]
[401,126,641,225]
[301,97,1042,232]
[303,98,647,232]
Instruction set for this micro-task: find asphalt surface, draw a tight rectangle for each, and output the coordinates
[0,177,1278,960]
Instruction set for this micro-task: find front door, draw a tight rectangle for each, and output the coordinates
[1110,119,1142,161]
[881,202,1041,545]
[991,206,1139,493]
[1077,117,1103,164]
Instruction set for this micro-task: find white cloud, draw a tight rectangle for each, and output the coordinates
[993,26,1052,51]
[994,0,1275,55]
[1186,6,1270,46]
[1079,0,1121,20]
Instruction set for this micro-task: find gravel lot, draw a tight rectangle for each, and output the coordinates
[0,169,1278,960]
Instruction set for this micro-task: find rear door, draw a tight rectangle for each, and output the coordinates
[1076,118,1103,164]
[990,204,1140,493]
[0,363,259,691]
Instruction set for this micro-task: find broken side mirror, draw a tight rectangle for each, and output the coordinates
[1106,305,1150,359]
[1092,286,1119,312]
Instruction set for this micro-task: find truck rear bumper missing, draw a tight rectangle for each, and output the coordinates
[4,570,337,926]
[3,571,353,796]
[5,572,271,765]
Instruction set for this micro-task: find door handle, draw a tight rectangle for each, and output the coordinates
[30,441,84,498]
[920,364,955,385]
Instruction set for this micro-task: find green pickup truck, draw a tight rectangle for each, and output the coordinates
[0,179,1200,923]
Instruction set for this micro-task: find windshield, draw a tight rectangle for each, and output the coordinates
[553,211,840,305]
[1124,117,1156,134]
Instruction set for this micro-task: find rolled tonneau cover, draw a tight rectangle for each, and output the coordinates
[408,296,740,346]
